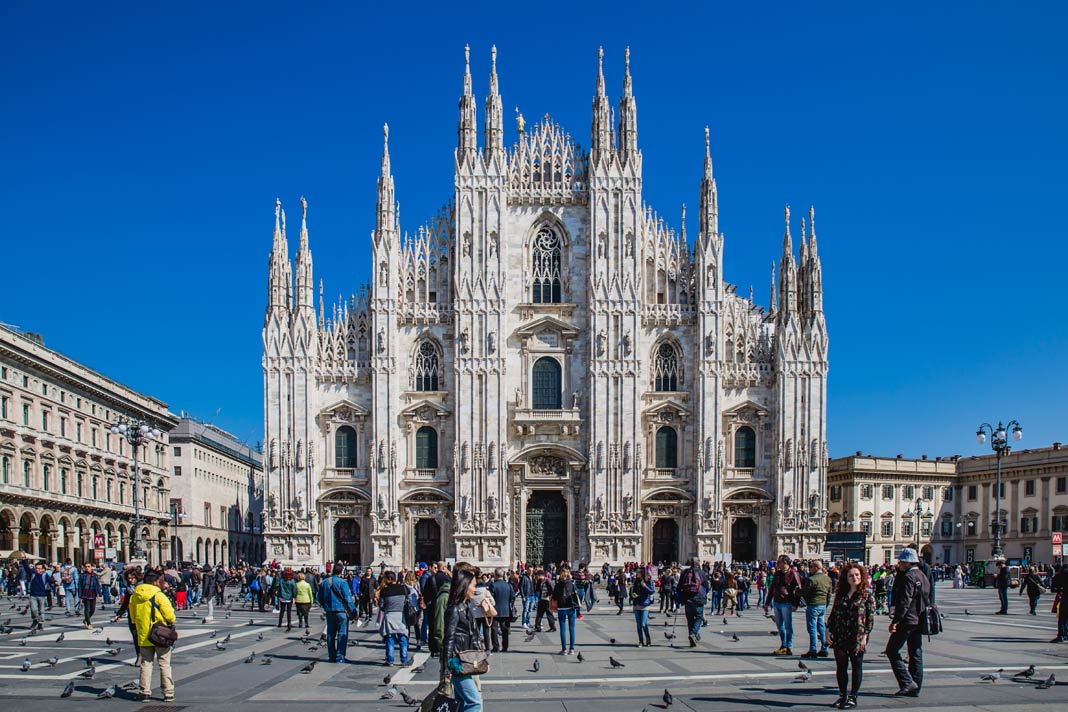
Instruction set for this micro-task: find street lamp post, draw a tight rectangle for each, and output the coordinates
[903,496,930,559]
[109,416,161,563]
[975,420,1023,560]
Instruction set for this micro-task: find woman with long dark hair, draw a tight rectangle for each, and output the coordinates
[552,569,580,655]
[442,564,482,712]
[630,568,655,647]
[826,562,875,709]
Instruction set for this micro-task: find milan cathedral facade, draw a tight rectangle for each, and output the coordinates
[262,47,829,568]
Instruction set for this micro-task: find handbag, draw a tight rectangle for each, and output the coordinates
[421,683,461,712]
[454,649,490,675]
[147,596,178,648]
[918,578,941,637]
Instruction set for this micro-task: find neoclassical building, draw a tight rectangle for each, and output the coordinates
[0,325,177,566]
[262,47,829,568]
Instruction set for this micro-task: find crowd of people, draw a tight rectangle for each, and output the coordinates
[4,553,1068,710]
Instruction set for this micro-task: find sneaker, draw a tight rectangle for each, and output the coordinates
[772,646,787,655]
[688,634,697,648]
[162,695,176,703]
[559,649,567,655]
[567,648,575,655]
[139,696,152,703]
[818,649,829,658]
[841,695,857,709]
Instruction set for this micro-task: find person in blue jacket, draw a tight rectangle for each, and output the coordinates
[317,562,357,663]
[630,569,656,647]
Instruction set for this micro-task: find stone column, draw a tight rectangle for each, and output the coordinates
[1040,478,1051,537]
[28,529,41,561]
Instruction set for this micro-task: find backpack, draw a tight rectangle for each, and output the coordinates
[61,568,73,585]
[679,567,702,598]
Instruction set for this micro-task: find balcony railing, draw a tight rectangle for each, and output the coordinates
[404,468,449,482]
[726,467,767,480]
[643,467,692,482]
[322,468,369,481]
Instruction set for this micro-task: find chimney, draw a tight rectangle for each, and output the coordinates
[855,450,862,456]
[921,454,928,460]
[1054,442,1062,451]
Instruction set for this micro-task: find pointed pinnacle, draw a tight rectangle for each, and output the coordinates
[596,46,605,95]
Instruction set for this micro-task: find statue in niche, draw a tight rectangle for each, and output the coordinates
[267,492,278,519]
[462,232,471,256]
[571,391,579,409]
[459,495,470,521]
[487,495,497,521]
[783,494,792,514]
[459,328,470,354]
[622,493,633,520]
[294,491,305,518]
[785,439,793,469]
[377,494,387,520]
[622,330,632,356]
[295,440,303,470]
[597,232,607,258]
[809,492,820,516]
[717,438,725,468]
[376,329,385,354]
[269,439,277,469]
[625,233,634,257]
[596,330,607,356]
[487,332,496,354]
[489,232,498,256]
[594,495,604,520]
[514,387,522,406]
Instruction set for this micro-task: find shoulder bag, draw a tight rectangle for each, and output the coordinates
[147,595,178,648]
[450,606,489,675]
[918,575,941,637]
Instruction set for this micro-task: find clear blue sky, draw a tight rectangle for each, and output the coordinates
[2,2,1065,458]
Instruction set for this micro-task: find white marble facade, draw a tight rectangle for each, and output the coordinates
[262,47,829,568]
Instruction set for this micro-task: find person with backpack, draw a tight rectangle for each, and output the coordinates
[678,559,710,647]
[317,563,358,663]
[60,560,79,617]
[78,562,102,629]
[552,569,580,654]
[767,555,803,655]
[885,548,930,697]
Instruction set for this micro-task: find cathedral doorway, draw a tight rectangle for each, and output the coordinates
[334,519,361,564]
[731,518,757,562]
[525,491,567,567]
[414,519,441,564]
[652,519,679,565]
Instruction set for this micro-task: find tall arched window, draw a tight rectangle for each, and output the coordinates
[335,425,357,469]
[653,342,681,391]
[531,357,562,410]
[734,426,756,468]
[415,426,438,469]
[414,341,440,391]
[655,426,678,469]
[1,455,9,484]
[531,227,562,303]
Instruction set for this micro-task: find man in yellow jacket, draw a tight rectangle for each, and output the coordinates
[129,570,176,702]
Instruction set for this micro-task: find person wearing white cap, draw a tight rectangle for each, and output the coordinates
[884,547,930,697]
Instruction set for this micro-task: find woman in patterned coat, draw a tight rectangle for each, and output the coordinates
[826,562,875,709]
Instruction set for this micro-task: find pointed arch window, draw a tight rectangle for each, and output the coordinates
[653,342,681,391]
[531,357,562,410]
[734,426,756,468]
[531,227,562,303]
[415,426,438,469]
[335,425,357,469]
[414,341,440,391]
[655,426,678,469]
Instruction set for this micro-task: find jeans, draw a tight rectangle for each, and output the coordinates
[325,611,349,662]
[557,608,577,650]
[523,595,538,626]
[1057,596,1068,640]
[738,589,749,610]
[101,586,113,605]
[452,673,483,712]
[684,599,705,639]
[633,608,651,644]
[885,624,923,691]
[772,601,795,649]
[385,632,409,664]
[757,588,766,606]
[710,590,723,613]
[29,595,46,626]
[805,604,827,652]
[997,587,1008,613]
[64,589,77,615]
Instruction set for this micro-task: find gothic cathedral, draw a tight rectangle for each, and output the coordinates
[262,47,829,568]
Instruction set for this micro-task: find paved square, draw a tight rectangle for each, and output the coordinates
[1,586,1066,711]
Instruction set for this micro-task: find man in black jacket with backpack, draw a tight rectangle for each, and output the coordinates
[678,559,710,647]
[885,547,930,697]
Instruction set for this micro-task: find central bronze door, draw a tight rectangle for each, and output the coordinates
[525,491,567,567]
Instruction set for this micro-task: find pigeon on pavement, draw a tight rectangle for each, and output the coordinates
[257,633,263,641]
[663,689,673,707]
[731,633,740,642]
[412,665,425,674]
[795,671,812,683]
[1037,674,1056,689]
[300,661,316,673]
[400,689,419,706]
[384,673,393,685]
[61,681,75,698]
[244,652,256,664]
[45,656,59,667]
[262,656,273,665]
[1013,665,1036,679]
[21,658,32,672]
[379,687,398,700]
[248,618,255,626]
[106,648,121,656]
[533,659,540,672]
[106,637,112,646]
[18,637,27,646]
[215,641,226,651]
[209,630,217,638]
[222,634,231,643]
[577,651,584,662]
[56,632,65,643]
[723,617,728,626]
[97,685,116,699]
[980,669,1004,682]
[664,631,676,640]
[609,656,625,668]
[799,660,811,672]
[78,666,96,679]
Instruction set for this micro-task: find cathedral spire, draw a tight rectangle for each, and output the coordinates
[770,262,778,314]
[698,127,719,240]
[376,124,397,242]
[295,196,314,312]
[590,46,612,164]
[807,205,823,315]
[484,45,504,158]
[617,47,638,163]
[267,198,293,314]
[457,44,478,162]
[318,278,325,329]
[777,205,798,321]
[680,203,687,244]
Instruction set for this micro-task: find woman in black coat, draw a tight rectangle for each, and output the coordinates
[1019,565,1046,615]
[442,564,483,712]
